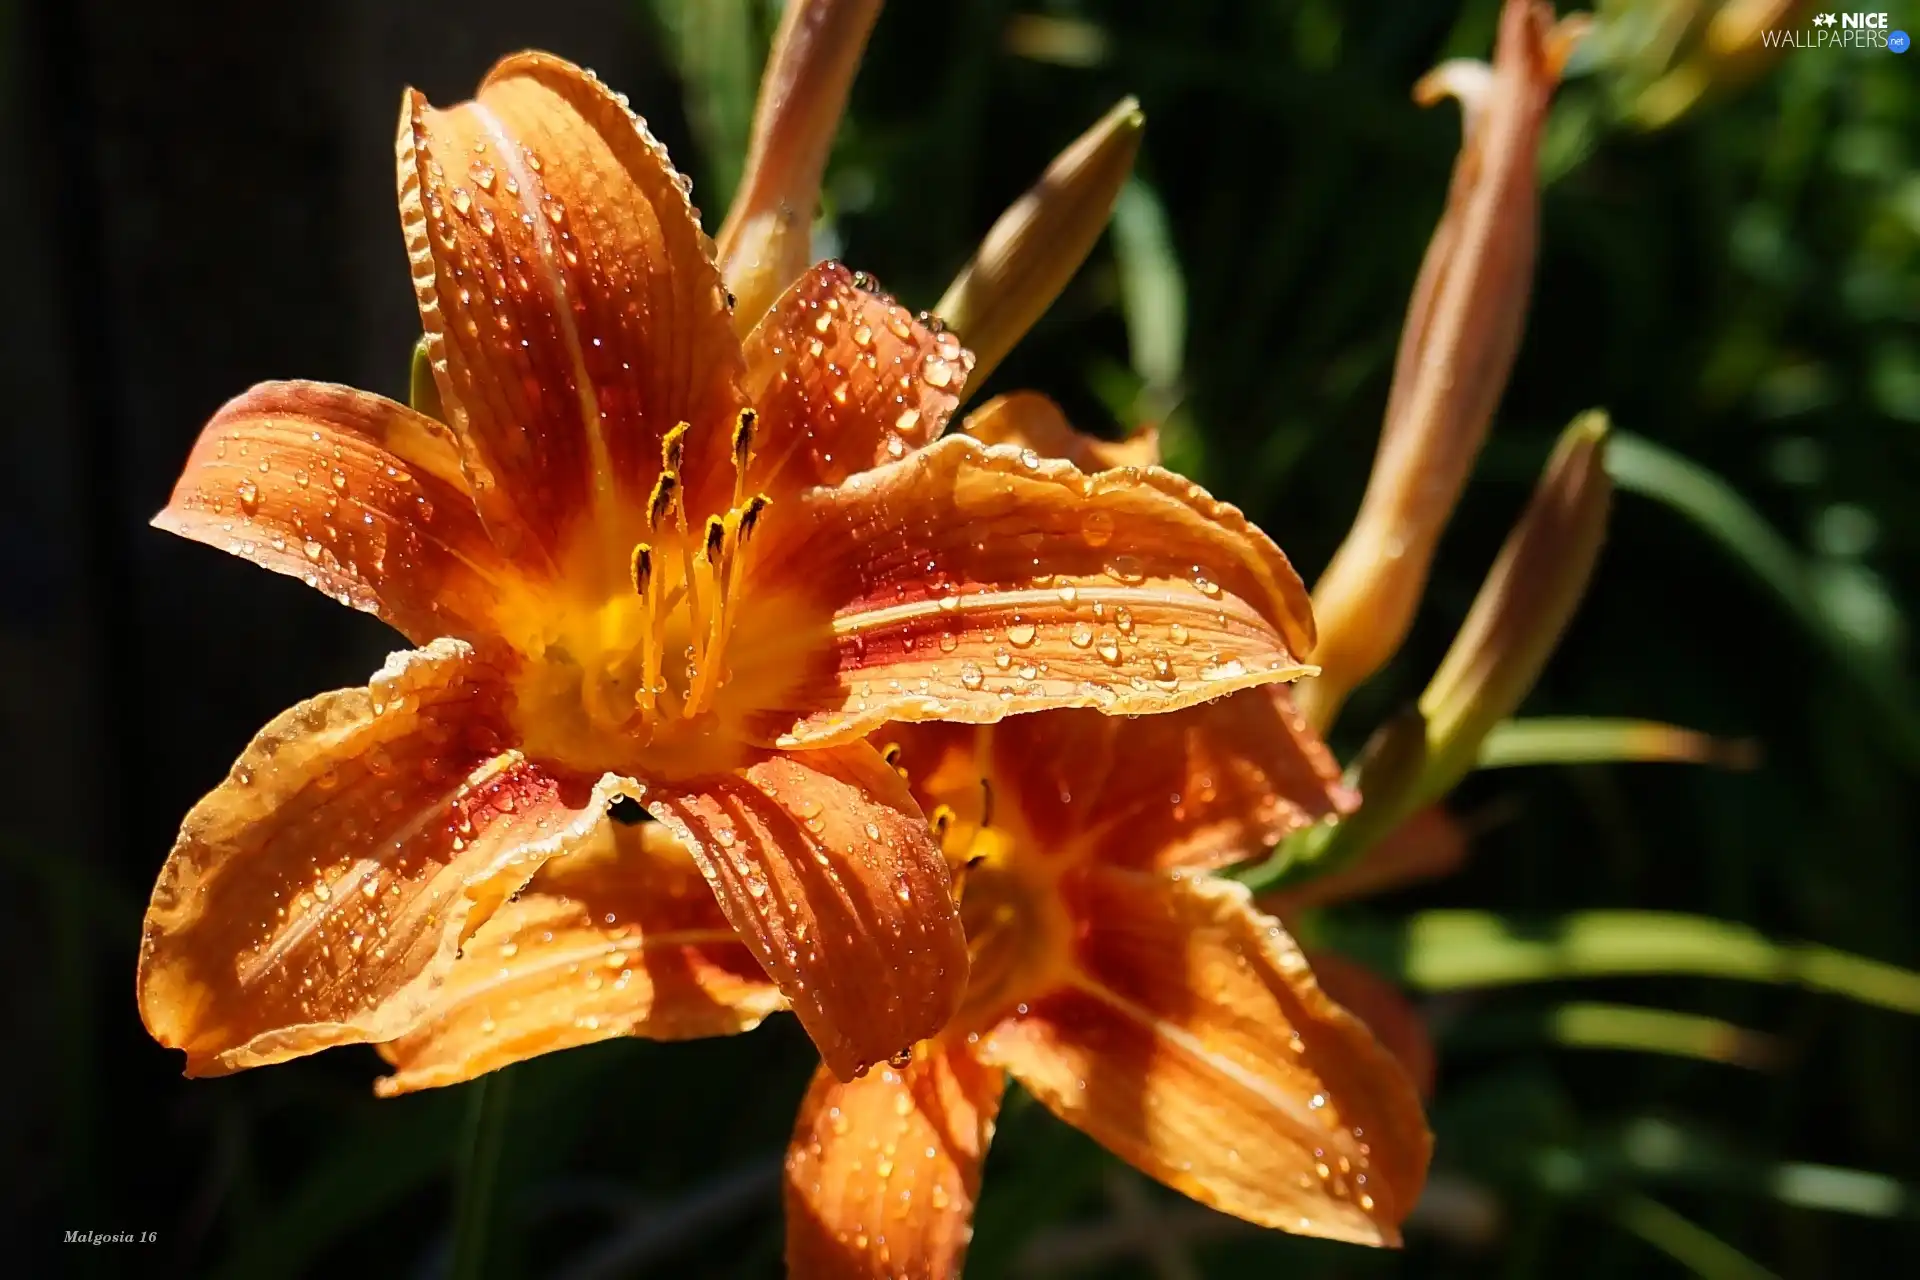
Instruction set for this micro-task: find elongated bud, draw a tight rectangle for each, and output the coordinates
[935,97,1145,395]
[1419,410,1612,789]
[1299,0,1586,733]
[716,0,883,333]
[1246,413,1611,896]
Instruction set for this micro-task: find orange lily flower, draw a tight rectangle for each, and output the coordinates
[781,411,1430,1278]
[140,52,1320,1084]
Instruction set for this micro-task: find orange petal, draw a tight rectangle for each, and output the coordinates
[1264,805,1470,914]
[645,743,966,1080]
[398,52,750,565]
[138,640,636,1076]
[154,381,507,644]
[985,687,1354,873]
[735,262,972,500]
[374,818,781,1096]
[976,868,1430,1246]
[963,390,1161,473]
[785,1042,1003,1279]
[1303,951,1437,1099]
[743,433,1316,748]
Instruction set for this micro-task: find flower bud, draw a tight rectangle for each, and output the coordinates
[716,0,883,332]
[935,97,1145,393]
[1299,0,1586,732]
[1419,410,1613,790]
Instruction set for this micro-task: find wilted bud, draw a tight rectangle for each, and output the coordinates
[716,0,883,333]
[1299,0,1586,733]
[1419,410,1613,789]
[935,97,1145,394]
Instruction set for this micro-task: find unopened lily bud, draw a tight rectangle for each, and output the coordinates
[935,97,1145,394]
[717,0,883,333]
[1419,410,1613,792]
[1299,0,1586,733]
[409,335,442,422]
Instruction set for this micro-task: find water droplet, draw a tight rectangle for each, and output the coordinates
[1081,510,1115,546]
[1007,622,1037,648]
[470,162,495,190]
[894,408,921,434]
[450,187,472,216]
[1069,622,1093,649]
[236,479,259,513]
[959,662,984,690]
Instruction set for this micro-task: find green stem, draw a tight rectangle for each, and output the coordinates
[449,1071,514,1280]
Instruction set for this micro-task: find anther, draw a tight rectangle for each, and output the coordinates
[630,543,653,597]
[647,470,679,531]
[738,493,771,541]
[730,408,757,507]
[880,743,903,768]
[978,778,995,830]
[703,515,726,564]
[929,804,956,842]
[661,421,688,473]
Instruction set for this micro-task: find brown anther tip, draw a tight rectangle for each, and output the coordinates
[732,408,757,463]
[662,421,689,471]
[978,777,995,830]
[703,515,726,562]
[880,742,903,767]
[647,471,679,529]
[929,804,955,840]
[630,543,653,595]
[739,492,771,539]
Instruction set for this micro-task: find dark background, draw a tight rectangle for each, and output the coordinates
[4,0,1917,1275]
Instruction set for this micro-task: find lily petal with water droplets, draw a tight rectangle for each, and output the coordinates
[374,817,780,1096]
[785,1041,1002,1278]
[138,640,634,1076]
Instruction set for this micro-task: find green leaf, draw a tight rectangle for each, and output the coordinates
[1110,177,1186,410]
[1611,1194,1782,1280]
[1477,717,1757,770]
[1607,432,1920,769]
[1330,910,1920,1015]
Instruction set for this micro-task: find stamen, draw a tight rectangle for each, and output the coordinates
[704,515,726,564]
[978,777,996,830]
[738,493,770,542]
[631,542,659,719]
[929,804,956,843]
[630,543,653,598]
[647,470,679,532]
[661,421,688,474]
[731,408,757,508]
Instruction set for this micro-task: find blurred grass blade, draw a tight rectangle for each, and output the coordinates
[1334,910,1920,1014]
[1535,1117,1920,1222]
[1607,432,1920,768]
[1111,177,1185,414]
[450,1071,516,1280]
[1477,717,1757,769]
[648,0,759,210]
[1550,1002,1775,1068]
[1612,1194,1780,1280]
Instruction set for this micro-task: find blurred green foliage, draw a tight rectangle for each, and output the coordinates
[23,0,1920,1275]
